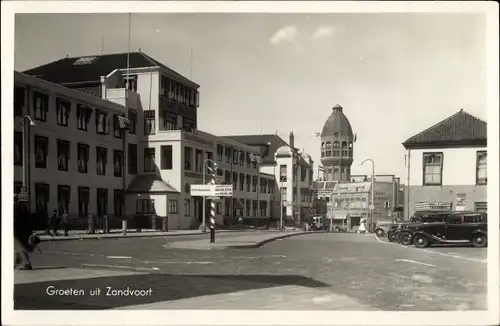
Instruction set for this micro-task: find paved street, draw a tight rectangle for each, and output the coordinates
[14,232,487,310]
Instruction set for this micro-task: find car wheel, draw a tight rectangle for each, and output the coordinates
[387,231,397,242]
[375,228,385,238]
[471,233,487,248]
[399,232,412,245]
[413,234,429,248]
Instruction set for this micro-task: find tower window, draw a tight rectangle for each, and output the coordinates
[321,142,325,158]
[348,142,353,157]
[333,141,340,156]
[325,142,332,157]
[341,142,348,156]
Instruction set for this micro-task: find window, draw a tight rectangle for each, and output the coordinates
[77,143,89,173]
[95,110,110,134]
[268,180,274,194]
[446,214,462,225]
[240,173,245,191]
[160,110,178,131]
[161,145,173,170]
[225,146,231,163]
[57,140,70,171]
[34,136,48,169]
[246,175,251,192]
[293,166,298,179]
[301,167,307,182]
[244,199,250,216]
[113,114,123,138]
[77,104,92,131]
[14,131,23,166]
[225,171,231,184]
[183,118,195,132]
[216,202,222,214]
[184,147,193,170]
[217,144,224,161]
[233,149,239,164]
[475,202,487,213]
[137,199,155,214]
[423,153,443,185]
[476,151,487,185]
[78,187,89,217]
[260,201,267,217]
[260,179,267,193]
[58,185,71,215]
[184,199,191,216]
[207,152,214,162]
[333,141,340,156]
[144,148,156,172]
[321,142,325,158]
[96,147,108,175]
[233,172,238,189]
[239,151,245,166]
[252,200,257,217]
[122,76,137,92]
[341,142,348,156]
[35,183,49,214]
[114,150,123,177]
[114,190,124,217]
[33,91,48,121]
[325,142,332,157]
[14,86,25,117]
[56,98,71,127]
[195,149,203,173]
[128,110,137,134]
[168,199,179,214]
[128,143,137,174]
[280,165,287,182]
[281,187,287,201]
[246,152,251,168]
[144,110,155,135]
[97,188,108,216]
[293,187,297,201]
[348,142,353,157]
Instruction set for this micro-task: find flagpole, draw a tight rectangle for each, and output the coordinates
[126,13,131,93]
[189,48,193,79]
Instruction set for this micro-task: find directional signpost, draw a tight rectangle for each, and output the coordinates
[191,184,233,243]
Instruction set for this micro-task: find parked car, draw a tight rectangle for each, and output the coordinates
[387,222,405,242]
[396,211,450,245]
[409,211,487,248]
[373,220,393,237]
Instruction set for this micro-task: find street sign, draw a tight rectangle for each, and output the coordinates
[214,185,233,196]
[17,190,28,202]
[369,204,375,210]
[190,184,233,197]
[190,185,214,196]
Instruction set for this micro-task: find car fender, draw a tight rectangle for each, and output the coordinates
[471,229,487,237]
[411,231,431,242]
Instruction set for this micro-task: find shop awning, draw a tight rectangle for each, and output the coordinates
[126,175,179,193]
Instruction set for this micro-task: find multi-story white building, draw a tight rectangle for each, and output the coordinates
[402,109,487,218]
[225,132,315,225]
[15,52,280,230]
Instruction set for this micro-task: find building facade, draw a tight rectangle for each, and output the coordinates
[14,52,278,230]
[402,109,487,219]
[320,105,355,182]
[225,132,315,226]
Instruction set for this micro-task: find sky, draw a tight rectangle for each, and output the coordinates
[14,13,487,181]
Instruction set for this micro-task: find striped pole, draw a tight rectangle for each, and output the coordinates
[207,163,217,243]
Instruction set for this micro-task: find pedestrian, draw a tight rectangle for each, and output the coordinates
[50,209,60,236]
[61,213,70,236]
[14,204,38,270]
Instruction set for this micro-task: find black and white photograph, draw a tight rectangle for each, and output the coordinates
[1,1,499,325]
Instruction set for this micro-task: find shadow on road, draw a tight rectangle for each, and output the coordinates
[15,273,328,310]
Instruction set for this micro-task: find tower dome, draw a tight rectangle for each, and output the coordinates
[319,104,355,183]
[321,104,353,138]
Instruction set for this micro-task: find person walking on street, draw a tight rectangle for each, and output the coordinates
[50,210,60,236]
[61,213,69,236]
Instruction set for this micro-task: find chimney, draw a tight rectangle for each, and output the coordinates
[289,131,295,148]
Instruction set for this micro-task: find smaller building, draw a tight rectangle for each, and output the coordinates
[403,109,487,218]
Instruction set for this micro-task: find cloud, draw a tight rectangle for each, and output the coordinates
[269,25,298,45]
[311,25,338,41]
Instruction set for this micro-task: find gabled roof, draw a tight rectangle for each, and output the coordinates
[403,109,487,149]
[126,175,179,193]
[223,134,310,167]
[23,51,198,88]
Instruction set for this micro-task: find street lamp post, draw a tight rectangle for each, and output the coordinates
[361,158,375,233]
[202,158,218,233]
[21,115,36,210]
[279,177,286,231]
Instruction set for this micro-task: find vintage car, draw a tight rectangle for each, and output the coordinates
[409,211,487,248]
[373,220,395,237]
[395,211,450,245]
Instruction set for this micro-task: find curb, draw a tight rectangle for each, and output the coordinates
[39,229,255,242]
[227,231,328,249]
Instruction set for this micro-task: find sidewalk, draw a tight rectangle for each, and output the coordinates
[165,230,324,250]
[38,229,252,242]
